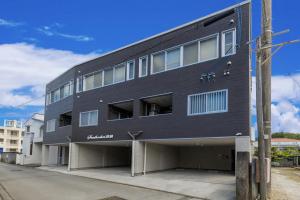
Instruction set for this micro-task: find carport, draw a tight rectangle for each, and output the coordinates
[132,137,236,175]
[41,143,69,166]
[68,141,132,174]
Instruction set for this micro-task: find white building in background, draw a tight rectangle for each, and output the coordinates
[18,113,44,166]
[0,120,24,153]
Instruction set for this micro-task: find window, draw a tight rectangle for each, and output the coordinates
[127,61,135,80]
[152,52,165,74]
[108,100,134,120]
[104,68,114,86]
[59,112,72,127]
[83,71,103,91]
[76,76,83,93]
[114,63,126,83]
[139,56,148,77]
[166,47,181,70]
[53,89,60,102]
[26,126,30,133]
[84,74,94,91]
[79,110,98,127]
[46,119,56,132]
[140,93,173,116]
[94,71,103,88]
[183,42,199,66]
[222,29,236,57]
[188,89,228,116]
[200,35,218,61]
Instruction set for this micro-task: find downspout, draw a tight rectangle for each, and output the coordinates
[143,142,147,175]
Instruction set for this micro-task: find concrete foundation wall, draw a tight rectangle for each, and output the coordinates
[145,143,179,172]
[70,143,131,170]
[179,146,234,171]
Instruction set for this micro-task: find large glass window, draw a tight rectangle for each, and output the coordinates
[46,119,56,132]
[139,56,148,77]
[127,61,135,80]
[166,48,181,70]
[79,110,98,127]
[53,89,60,102]
[222,29,236,57]
[84,74,94,91]
[152,52,165,74]
[188,90,228,115]
[104,68,114,86]
[94,71,103,88]
[114,64,126,83]
[183,42,199,66]
[200,36,218,61]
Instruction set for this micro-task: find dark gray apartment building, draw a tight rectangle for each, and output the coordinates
[42,0,252,177]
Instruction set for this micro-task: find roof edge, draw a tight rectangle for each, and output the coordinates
[47,0,251,85]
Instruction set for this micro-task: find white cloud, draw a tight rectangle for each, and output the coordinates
[37,25,94,42]
[252,74,300,133]
[0,43,98,107]
[0,18,23,27]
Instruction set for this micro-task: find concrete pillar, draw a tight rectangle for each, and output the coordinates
[131,141,145,176]
[68,143,79,170]
[41,145,49,166]
[235,136,251,200]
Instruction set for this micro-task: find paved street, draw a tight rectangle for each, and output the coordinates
[0,163,199,200]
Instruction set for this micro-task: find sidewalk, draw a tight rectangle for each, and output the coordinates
[38,166,235,200]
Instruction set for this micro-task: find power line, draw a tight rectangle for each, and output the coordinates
[14,94,45,108]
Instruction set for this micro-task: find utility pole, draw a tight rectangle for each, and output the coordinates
[256,37,267,200]
[261,0,272,196]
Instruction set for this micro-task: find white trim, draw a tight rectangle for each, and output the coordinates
[222,28,237,57]
[126,60,135,80]
[139,56,148,77]
[187,89,228,116]
[47,1,250,85]
[79,110,99,127]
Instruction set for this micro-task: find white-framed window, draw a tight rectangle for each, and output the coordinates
[152,52,165,74]
[166,47,181,70]
[104,68,114,86]
[183,41,199,66]
[139,56,148,77]
[126,60,135,80]
[46,119,56,132]
[222,28,236,57]
[114,63,126,83]
[199,35,219,62]
[53,89,60,103]
[79,110,98,127]
[187,89,228,116]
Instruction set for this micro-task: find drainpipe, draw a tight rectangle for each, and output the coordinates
[143,142,147,175]
[131,140,135,177]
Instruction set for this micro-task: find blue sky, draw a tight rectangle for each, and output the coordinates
[0,0,299,133]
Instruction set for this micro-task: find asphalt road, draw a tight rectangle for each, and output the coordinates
[0,163,198,200]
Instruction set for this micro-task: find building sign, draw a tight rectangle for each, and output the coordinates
[87,134,114,140]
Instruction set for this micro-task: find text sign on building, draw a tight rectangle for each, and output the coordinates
[87,134,114,140]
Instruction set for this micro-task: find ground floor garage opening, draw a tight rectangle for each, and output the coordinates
[69,141,132,174]
[41,144,69,167]
[136,137,236,175]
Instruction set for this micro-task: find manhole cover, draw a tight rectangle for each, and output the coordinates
[98,197,127,200]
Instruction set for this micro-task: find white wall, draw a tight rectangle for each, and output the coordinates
[145,143,179,172]
[48,146,59,165]
[69,143,131,170]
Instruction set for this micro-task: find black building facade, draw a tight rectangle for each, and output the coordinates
[42,1,252,174]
